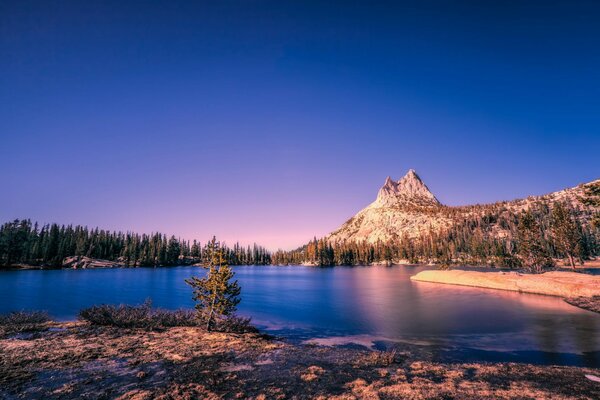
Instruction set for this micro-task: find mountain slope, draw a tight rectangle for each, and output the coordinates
[327,170,599,245]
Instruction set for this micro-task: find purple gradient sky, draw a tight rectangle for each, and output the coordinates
[1,1,599,250]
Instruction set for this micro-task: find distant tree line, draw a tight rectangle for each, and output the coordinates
[272,186,600,272]
[0,221,271,267]
[1,182,598,272]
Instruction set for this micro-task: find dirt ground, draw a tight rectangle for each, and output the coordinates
[1,322,599,399]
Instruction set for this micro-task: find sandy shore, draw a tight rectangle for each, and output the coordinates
[1,322,600,399]
[411,270,600,298]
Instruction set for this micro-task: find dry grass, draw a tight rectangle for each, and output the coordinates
[79,302,199,329]
[78,302,257,333]
[1,323,599,399]
[0,311,51,337]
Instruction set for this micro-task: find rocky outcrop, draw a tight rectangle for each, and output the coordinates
[62,256,125,269]
[565,296,600,314]
[328,170,451,244]
[374,169,440,208]
[410,270,600,298]
[327,169,599,245]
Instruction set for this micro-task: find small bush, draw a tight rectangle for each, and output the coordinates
[214,315,258,334]
[0,311,52,335]
[79,300,259,333]
[151,308,199,327]
[78,300,199,330]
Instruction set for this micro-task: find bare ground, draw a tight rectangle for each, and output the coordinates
[1,322,599,399]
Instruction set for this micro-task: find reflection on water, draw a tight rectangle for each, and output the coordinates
[1,265,599,366]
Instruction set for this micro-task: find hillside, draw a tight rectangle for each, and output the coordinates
[327,170,599,245]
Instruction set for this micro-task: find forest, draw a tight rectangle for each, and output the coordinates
[273,196,599,269]
[0,221,271,268]
[1,183,599,270]
[274,182,600,269]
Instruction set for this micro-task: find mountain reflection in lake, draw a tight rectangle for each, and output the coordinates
[1,265,599,367]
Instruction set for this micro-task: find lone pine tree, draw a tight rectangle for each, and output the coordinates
[516,211,554,273]
[550,202,582,268]
[185,237,241,331]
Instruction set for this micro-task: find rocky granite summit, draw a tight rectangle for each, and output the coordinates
[327,170,599,245]
[374,169,440,208]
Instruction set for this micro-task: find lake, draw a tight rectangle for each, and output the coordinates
[1,265,599,367]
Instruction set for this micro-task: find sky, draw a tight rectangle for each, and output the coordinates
[1,1,599,250]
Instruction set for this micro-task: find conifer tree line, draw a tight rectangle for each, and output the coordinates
[272,195,600,270]
[1,183,599,270]
[0,221,271,267]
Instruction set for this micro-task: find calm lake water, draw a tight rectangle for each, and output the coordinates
[1,265,599,367]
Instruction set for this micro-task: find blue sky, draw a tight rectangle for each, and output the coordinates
[1,1,599,249]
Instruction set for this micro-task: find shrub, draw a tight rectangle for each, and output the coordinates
[79,300,258,333]
[78,300,199,330]
[151,308,199,327]
[214,315,258,334]
[0,311,51,335]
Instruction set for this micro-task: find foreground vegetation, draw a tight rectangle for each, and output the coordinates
[1,318,598,399]
[77,302,256,333]
[184,237,243,331]
[79,302,198,329]
[0,311,51,337]
[0,322,600,399]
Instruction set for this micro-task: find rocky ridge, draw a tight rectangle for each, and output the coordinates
[327,170,599,245]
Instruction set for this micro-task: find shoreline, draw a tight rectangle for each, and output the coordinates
[0,262,523,271]
[410,270,600,298]
[1,321,599,399]
[4,257,599,271]
[411,270,600,313]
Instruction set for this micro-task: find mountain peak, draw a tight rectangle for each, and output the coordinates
[328,174,598,245]
[375,169,440,207]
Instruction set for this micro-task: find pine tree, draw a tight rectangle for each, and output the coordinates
[582,181,600,229]
[166,235,181,265]
[185,237,241,331]
[550,202,582,267]
[516,211,554,273]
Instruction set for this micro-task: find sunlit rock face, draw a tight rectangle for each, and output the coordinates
[328,169,449,244]
[374,169,440,208]
[327,170,599,245]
